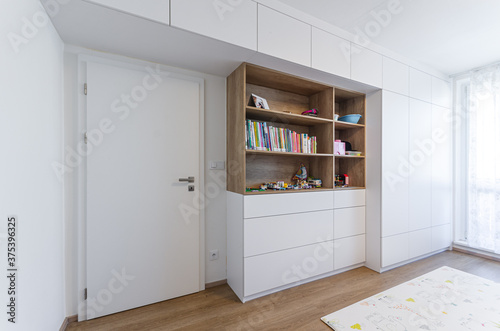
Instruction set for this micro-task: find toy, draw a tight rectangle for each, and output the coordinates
[301,108,318,117]
[292,163,308,182]
[308,177,322,188]
[335,174,349,187]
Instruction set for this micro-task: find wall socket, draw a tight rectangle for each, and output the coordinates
[209,249,219,261]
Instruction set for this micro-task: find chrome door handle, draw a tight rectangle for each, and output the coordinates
[179,176,195,183]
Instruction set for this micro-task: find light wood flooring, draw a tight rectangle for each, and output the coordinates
[68,250,500,330]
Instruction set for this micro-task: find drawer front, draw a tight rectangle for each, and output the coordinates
[334,207,365,239]
[244,191,334,218]
[244,241,334,296]
[334,234,366,270]
[382,233,409,267]
[333,190,365,209]
[244,210,333,257]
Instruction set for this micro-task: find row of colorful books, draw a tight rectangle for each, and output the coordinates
[245,120,318,153]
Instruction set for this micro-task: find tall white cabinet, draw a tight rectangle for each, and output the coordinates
[366,72,453,272]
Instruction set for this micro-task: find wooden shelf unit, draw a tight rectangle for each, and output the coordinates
[227,63,366,194]
[334,90,366,189]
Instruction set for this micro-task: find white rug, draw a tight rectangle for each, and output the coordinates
[321,266,500,330]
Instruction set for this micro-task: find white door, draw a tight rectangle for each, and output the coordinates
[85,60,202,319]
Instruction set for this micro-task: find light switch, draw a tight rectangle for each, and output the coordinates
[209,161,225,170]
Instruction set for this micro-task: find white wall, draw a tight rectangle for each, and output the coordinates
[63,48,227,316]
[0,0,65,330]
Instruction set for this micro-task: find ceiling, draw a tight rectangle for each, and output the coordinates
[278,0,500,76]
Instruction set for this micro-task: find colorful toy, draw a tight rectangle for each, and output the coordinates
[301,108,318,117]
[308,177,322,188]
[292,163,308,182]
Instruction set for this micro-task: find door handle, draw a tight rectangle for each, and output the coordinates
[179,176,195,183]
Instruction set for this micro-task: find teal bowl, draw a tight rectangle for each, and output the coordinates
[338,114,362,124]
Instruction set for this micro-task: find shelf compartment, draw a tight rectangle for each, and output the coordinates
[246,82,334,121]
[246,120,333,155]
[246,106,333,126]
[335,157,365,188]
[335,126,365,155]
[246,154,334,190]
[335,94,366,125]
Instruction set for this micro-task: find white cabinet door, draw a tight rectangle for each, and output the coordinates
[171,0,257,50]
[85,0,169,24]
[244,210,334,257]
[432,105,453,226]
[258,5,311,67]
[382,233,409,267]
[409,228,432,259]
[333,207,365,239]
[409,68,432,103]
[351,45,383,87]
[312,28,350,79]
[432,224,451,251]
[334,235,365,270]
[244,241,334,296]
[381,92,409,237]
[409,99,432,231]
[432,77,451,108]
[333,189,365,209]
[383,57,409,96]
[244,191,334,219]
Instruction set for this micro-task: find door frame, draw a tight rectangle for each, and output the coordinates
[75,53,205,321]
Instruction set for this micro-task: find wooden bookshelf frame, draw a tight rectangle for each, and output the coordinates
[227,63,366,194]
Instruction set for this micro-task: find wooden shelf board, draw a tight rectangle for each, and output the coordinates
[245,188,334,195]
[334,186,366,191]
[335,155,365,159]
[246,150,334,157]
[334,121,365,130]
[246,106,333,125]
[245,63,330,96]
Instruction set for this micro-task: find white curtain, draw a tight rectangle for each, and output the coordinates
[467,65,500,253]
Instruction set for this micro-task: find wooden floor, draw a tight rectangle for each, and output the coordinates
[68,251,500,331]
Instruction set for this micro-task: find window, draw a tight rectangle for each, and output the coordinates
[455,65,500,254]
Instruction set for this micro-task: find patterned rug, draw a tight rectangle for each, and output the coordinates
[321,266,500,330]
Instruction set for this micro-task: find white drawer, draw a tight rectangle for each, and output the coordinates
[334,234,365,270]
[333,189,365,209]
[244,241,334,296]
[244,210,334,257]
[334,207,365,239]
[382,233,409,267]
[244,191,334,218]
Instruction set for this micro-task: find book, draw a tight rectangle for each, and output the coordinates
[244,120,318,154]
[248,93,270,109]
